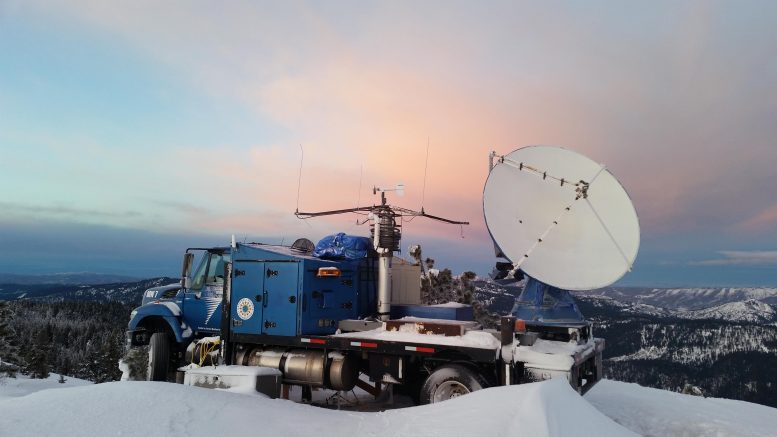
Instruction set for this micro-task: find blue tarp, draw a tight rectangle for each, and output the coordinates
[312,233,372,260]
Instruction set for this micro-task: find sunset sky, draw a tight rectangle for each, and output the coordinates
[1,1,776,286]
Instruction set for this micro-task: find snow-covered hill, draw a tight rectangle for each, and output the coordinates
[675,299,777,323]
[2,374,776,436]
[580,295,671,317]
[0,277,176,305]
[582,287,777,311]
[0,272,141,286]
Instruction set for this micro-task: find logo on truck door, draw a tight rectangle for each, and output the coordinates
[236,298,254,320]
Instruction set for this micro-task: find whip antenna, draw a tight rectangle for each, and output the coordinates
[356,164,363,210]
[295,144,304,213]
[421,137,430,210]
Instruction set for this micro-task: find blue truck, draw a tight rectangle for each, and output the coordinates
[126,237,604,404]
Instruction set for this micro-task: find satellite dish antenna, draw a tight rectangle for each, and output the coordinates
[483,145,640,290]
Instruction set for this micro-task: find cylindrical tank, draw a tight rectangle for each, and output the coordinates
[282,350,326,386]
[238,347,358,391]
[326,351,358,391]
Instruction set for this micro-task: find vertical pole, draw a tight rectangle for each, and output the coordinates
[501,316,516,386]
[374,211,393,321]
[377,255,392,320]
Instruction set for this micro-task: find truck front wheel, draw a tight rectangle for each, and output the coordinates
[420,364,489,404]
[147,332,171,381]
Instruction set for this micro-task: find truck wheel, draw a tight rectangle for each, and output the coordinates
[420,364,488,404]
[147,332,170,381]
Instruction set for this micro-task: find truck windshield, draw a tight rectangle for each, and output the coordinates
[190,252,227,290]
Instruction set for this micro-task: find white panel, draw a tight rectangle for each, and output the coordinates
[391,261,422,305]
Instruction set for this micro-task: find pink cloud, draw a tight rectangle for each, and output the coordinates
[738,203,777,232]
[11,1,777,252]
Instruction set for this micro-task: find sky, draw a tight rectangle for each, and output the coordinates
[1,1,776,287]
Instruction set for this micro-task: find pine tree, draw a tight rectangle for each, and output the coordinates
[420,263,498,328]
[25,327,52,379]
[94,334,123,382]
[0,301,21,377]
[82,339,101,382]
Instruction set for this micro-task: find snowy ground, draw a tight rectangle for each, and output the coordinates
[0,372,91,398]
[1,373,775,436]
[585,380,777,437]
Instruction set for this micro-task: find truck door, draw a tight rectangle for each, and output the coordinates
[183,251,227,335]
[262,261,300,336]
[230,261,265,336]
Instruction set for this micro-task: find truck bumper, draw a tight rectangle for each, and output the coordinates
[517,337,605,394]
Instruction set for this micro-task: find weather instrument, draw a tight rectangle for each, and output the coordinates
[295,184,468,319]
[484,145,640,290]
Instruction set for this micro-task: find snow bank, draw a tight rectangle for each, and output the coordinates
[0,373,90,399]
[0,378,632,437]
[6,373,774,436]
[586,379,777,437]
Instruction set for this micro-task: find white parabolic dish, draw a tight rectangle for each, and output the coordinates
[483,146,640,290]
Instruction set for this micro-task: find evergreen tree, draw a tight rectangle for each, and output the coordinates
[0,301,21,377]
[420,261,498,328]
[82,339,101,381]
[25,327,52,379]
[94,334,123,382]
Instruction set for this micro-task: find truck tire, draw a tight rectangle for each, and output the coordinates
[420,364,489,404]
[147,332,170,382]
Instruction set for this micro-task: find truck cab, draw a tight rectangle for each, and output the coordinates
[127,248,229,379]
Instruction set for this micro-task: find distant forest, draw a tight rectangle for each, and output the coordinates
[0,300,129,383]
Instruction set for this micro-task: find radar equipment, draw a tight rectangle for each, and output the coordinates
[296,186,468,320]
[484,145,640,291]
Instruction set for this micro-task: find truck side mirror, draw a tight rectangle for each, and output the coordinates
[181,253,194,289]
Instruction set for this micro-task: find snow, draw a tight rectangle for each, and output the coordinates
[430,302,469,308]
[586,380,777,437]
[610,287,777,311]
[675,299,776,323]
[335,322,502,350]
[514,339,593,371]
[0,377,633,437]
[184,365,277,377]
[3,372,776,436]
[0,372,91,398]
[183,365,280,396]
[394,316,476,326]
